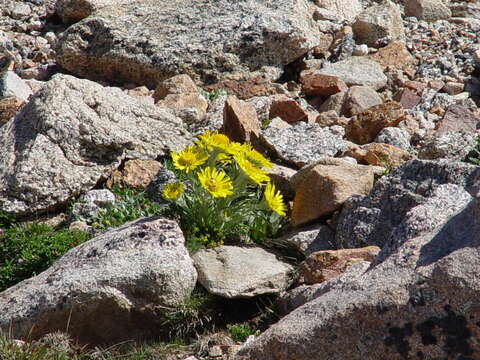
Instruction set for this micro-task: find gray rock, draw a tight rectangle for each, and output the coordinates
[71,189,116,222]
[374,127,412,150]
[405,0,452,21]
[313,0,363,22]
[0,74,191,216]
[0,71,32,101]
[193,246,293,298]
[145,167,180,204]
[236,195,480,360]
[55,0,138,24]
[317,57,387,90]
[343,85,382,117]
[335,159,480,249]
[0,217,197,344]
[417,131,477,161]
[353,0,404,47]
[261,122,347,167]
[278,224,335,256]
[56,0,322,87]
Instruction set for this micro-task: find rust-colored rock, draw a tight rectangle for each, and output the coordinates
[368,41,416,71]
[343,85,382,117]
[0,97,23,126]
[291,160,376,226]
[346,101,405,145]
[269,96,308,123]
[297,246,380,285]
[222,96,261,143]
[106,159,162,189]
[203,77,282,100]
[363,143,414,167]
[153,74,199,102]
[315,110,348,127]
[299,73,347,97]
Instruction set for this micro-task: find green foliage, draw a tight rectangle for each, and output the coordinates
[162,131,287,250]
[89,185,165,230]
[198,88,227,102]
[467,136,480,165]
[161,287,220,339]
[0,223,91,292]
[226,323,255,343]
[0,210,16,228]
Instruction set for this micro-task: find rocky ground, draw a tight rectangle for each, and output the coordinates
[1,0,480,359]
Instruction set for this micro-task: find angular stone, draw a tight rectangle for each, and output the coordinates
[335,159,480,249]
[106,159,162,189]
[405,0,452,21]
[261,122,347,167]
[418,132,477,161]
[374,127,412,150]
[268,164,296,200]
[222,96,261,144]
[157,93,209,120]
[352,1,404,47]
[442,82,464,96]
[203,77,283,100]
[346,101,405,145]
[317,57,387,90]
[343,86,382,117]
[193,246,293,298]
[436,104,480,134]
[299,73,347,97]
[153,74,199,102]
[71,189,116,222]
[55,0,138,24]
[318,91,348,115]
[363,143,414,167]
[297,246,380,285]
[313,0,363,22]
[291,160,376,225]
[393,88,421,109]
[278,224,336,256]
[368,41,417,71]
[56,0,323,87]
[0,217,197,344]
[268,97,308,124]
[0,71,32,101]
[0,74,191,216]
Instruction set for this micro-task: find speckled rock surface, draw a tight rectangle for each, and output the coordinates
[261,122,347,167]
[0,217,197,344]
[0,74,191,216]
[236,193,480,360]
[193,246,293,298]
[56,0,322,87]
[55,0,138,24]
[335,159,480,249]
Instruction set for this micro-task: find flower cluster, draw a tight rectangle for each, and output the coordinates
[162,131,286,248]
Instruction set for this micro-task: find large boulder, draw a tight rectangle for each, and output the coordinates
[0,217,197,344]
[335,159,480,249]
[236,189,480,359]
[56,0,322,87]
[313,0,363,22]
[0,74,191,216]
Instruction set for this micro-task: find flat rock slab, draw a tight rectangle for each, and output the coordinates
[193,246,293,298]
[56,0,322,87]
[0,74,191,216]
[261,122,347,167]
[317,57,387,90]
[0,217,197,344]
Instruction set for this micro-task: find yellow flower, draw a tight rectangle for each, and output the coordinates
[162,182,184,200]
[235,155,270,185]
[197,131,230,151]
[246,148,273,169]
[198,167,234,198]
[264,183,286,216]
[172,145,207,173]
